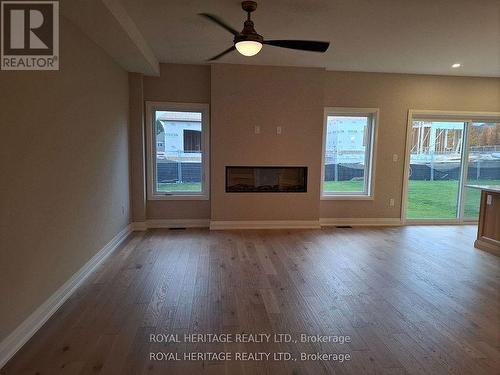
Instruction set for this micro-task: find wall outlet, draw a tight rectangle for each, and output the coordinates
[389,198,395,207]
[276,126,282,135]
[254,125,260,134]
[392,154,398,162]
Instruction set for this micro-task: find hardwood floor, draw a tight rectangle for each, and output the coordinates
[2,226,499,375]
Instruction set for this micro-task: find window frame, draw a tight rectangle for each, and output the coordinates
[321,107,378,200]
[145,101,210,200]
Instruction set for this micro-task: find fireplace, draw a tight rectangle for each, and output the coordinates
[226,166,307,193]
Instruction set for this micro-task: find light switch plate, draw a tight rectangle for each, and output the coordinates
[392,154,398,162]
[276,126,282,135]
[254,125,260,134]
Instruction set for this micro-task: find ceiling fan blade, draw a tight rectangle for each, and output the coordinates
[263,40,330,52]
[198,13,239,36]
[207,45,236,61]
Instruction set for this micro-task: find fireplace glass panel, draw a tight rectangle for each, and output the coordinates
[226,167,307,192]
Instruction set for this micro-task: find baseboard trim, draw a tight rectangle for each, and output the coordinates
[131,218,404,230]
[131,221,148,231]
[131,219,210,230]
[147,219,210,228]
[320,218,402,227]
[0,224,133,370]
[209,220,321,230]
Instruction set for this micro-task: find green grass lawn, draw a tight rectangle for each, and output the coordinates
[407,180,461,219]
[406,180,500,219]
[325,179,500,220]
[158,182,201,192]
[324,180,365,192]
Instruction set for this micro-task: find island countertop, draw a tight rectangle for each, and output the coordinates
[465,185,500,194]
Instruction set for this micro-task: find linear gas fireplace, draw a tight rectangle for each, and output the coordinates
[226,166,307,193]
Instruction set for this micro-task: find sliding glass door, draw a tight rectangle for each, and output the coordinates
[463,122,500,219]
[406,120,466,220]
[405,115,500,223]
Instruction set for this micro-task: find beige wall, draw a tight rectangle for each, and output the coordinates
[0,18,130,341]
[133,64,499,222]
[140,64,211,220]
[321,72,500,218]
[129,73,146,222]
[211,64,324,221]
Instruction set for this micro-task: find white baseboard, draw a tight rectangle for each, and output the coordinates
[320,217,402,227]
[131,219,210,230]
[0,224,133,370]
[131,221,148,231]
[209,220,321,230]
[131,218,403,231]
[147,219,210,228]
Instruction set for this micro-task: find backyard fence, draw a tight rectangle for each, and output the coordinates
[324,163,365,181]
[157,161,202,183]
[408,161,500,181]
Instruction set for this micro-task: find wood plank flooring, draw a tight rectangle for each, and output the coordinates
[1,226,499,375]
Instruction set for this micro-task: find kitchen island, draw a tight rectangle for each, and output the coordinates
[467,185,500,256]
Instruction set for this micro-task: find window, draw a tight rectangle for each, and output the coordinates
[321,108,378,198]
[183,129,201,153]
[146,102,209,200]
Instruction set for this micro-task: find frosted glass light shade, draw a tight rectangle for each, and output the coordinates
[235,41,262,56]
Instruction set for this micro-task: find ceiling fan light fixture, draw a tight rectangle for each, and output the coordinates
[235,40,262,56]
[200,1,330,61]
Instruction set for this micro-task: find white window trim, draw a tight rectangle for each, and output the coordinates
[321,107,379,200]
[145,101,210,201]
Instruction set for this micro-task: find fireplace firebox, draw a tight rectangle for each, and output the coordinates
[226,166,307,193]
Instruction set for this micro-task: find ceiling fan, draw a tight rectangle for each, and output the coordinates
[199,1,330,61]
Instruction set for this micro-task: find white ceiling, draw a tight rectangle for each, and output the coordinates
[120,0,500,77]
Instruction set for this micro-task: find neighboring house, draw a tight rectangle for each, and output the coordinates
[325,116,368,165]
[411,121,500,163]
[156,134,165,153]
[156,111,202,163]
[411,121,464,157]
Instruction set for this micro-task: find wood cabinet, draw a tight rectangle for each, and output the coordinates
[473,187,500,256]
